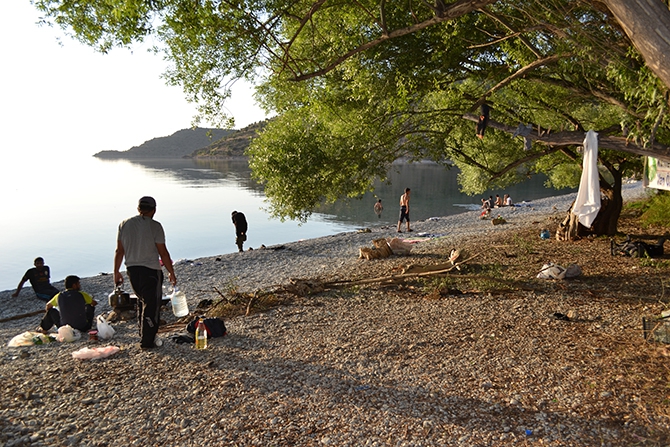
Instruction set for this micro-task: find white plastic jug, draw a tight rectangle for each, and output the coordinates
[170,288,189,317]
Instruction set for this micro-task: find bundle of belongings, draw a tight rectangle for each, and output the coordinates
[187,317,227,338]
[171,316,227,344]
[611,235,666,258]
[359,238,413,260]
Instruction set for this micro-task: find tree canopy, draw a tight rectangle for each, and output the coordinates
[34,0,670,223]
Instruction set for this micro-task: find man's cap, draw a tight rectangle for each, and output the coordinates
[138,196,156,208]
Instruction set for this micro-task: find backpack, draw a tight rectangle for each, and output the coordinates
[186,317,227,338]
[611,235,666,258]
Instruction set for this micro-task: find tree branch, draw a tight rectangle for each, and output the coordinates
[488,146,564,181]
[291,0,498,81]
[477,9,543,58]
[470,54,565,111]
[462,113,670,162]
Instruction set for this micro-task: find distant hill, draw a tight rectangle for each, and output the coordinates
[190,121,267,158]
[93,127,234,159]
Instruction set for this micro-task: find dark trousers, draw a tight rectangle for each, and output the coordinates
[235,232,247,252]
[127,266,163,348]
[40,305,94,332]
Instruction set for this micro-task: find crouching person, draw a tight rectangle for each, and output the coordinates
[40,275,97,333]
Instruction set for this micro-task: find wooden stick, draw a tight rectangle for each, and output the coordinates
[0,309,44,323]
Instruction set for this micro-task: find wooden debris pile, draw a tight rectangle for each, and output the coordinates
[359,238,393,260]
[359,237,413,260]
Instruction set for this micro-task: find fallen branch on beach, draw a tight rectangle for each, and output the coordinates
[0,309,43,323]
[325,252,482,288]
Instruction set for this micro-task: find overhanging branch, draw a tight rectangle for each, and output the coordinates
[291,0,497,81]
[462,114,670,162]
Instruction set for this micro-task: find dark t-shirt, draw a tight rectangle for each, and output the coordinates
[22,266,58,297]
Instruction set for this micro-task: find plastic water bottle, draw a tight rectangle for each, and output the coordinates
[171,288,189,317]
[195,317,208,350]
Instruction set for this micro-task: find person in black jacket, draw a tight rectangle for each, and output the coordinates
[231,211,248,252]
[39,275,97,332]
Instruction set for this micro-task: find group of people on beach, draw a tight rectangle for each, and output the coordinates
[376,188,517,232]
[10,197,176,349]
[481,193,513,211]
[12,196,252,349]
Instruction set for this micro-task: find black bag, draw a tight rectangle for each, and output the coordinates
[186,317,227,338]
[611,235,666,258]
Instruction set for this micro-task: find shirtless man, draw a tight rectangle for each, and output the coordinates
[397,188,412,233]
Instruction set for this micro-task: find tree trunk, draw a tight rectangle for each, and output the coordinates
[601,0,670,91]
[556,170,623,240]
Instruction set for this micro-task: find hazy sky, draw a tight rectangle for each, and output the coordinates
[0,2,267,161]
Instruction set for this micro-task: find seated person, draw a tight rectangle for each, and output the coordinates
[504,194,513,206]
[494,194,503,207]
[39,275,97,333]
[12,257,60,301]
[481,198,491,210]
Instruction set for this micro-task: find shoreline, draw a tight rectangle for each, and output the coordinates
[0,181,649,318]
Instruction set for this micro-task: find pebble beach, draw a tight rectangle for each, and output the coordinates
[1,182,664,446]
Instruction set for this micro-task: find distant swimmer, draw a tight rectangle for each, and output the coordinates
[374,199,383,217]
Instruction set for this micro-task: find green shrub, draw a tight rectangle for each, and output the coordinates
[636,190,670,227]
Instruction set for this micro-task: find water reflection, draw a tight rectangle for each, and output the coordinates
[0,156,576,291]
[121,158,260,190]
[119,158,575,227]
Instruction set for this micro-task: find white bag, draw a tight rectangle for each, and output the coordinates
[96,315,116,340]
[7,331,39,347]
[56,325,81,343]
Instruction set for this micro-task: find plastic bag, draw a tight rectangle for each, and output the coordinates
[71,346,120,360]
[56,325,81,343]
[537,262,581,280]
[96,315,116,340]
[8,331,43,347]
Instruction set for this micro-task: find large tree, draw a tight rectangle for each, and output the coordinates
[35,0,670,233]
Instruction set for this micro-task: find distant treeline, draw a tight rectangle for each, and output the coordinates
[94,121,266,159]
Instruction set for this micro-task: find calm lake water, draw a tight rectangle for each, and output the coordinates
[0,157,575,291]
